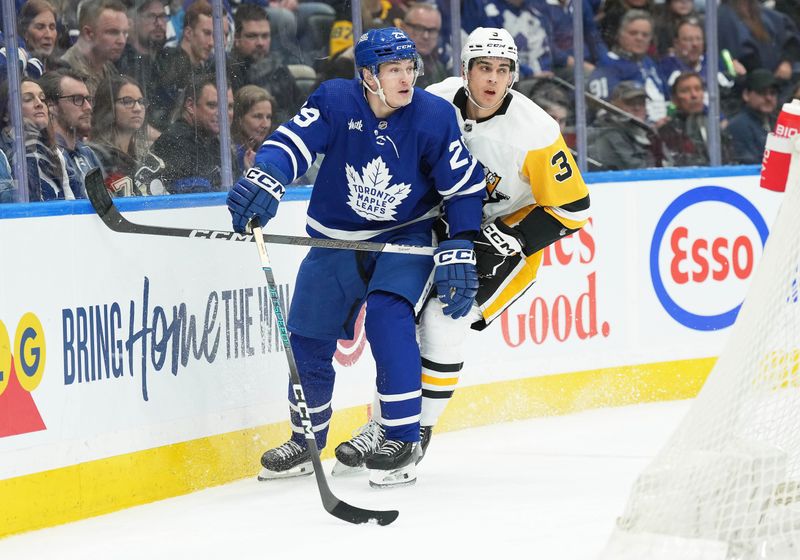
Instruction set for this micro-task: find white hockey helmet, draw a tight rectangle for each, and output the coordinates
[461,27,519,85]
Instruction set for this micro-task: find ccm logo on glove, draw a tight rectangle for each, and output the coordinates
[434,249,477,265]
[482,222,523,256]
[245,167,285,200]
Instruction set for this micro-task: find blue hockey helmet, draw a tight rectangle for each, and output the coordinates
[354,27,421,76]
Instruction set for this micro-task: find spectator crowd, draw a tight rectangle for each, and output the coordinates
[2,0,799,202]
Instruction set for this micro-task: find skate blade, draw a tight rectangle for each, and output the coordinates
[330,460,366,477]
[257,461,314,481]
[368,463,417,489]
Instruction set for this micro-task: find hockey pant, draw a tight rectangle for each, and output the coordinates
[285,239,433,449]
[415,300,482,427]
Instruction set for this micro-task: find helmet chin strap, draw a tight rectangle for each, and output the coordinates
[363,70,416,110]
[463,75,511,112]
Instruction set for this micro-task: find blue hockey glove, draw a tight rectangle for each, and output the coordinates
[227,167,286,233]
[434,239,479,319]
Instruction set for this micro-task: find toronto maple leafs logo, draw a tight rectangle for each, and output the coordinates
[345,157,411,221]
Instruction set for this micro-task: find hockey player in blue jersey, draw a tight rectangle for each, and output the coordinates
[226,27,486,488]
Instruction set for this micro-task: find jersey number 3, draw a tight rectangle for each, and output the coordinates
[551,150,573,182]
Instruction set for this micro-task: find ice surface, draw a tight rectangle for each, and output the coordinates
[0,400,690,560]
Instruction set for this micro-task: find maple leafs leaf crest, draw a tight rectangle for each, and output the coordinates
[345,157,411,221]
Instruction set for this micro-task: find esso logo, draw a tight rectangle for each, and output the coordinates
[650,186,769,331]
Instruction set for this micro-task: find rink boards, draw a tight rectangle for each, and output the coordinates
[0,166,784,536]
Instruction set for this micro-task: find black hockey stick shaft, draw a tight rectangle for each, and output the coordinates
[85,169,434,256]
[251,222,399,526]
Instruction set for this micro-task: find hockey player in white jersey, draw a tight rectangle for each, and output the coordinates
[334,27,591,474]
[226,27,486,488]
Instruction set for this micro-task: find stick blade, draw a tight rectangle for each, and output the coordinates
[85,167,113,218]
[327,500,399,526]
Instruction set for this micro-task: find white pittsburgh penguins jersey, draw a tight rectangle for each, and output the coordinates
[427,77,591,325]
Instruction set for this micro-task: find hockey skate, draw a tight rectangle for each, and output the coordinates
[258,439,313,481]
[366,439,422,488]
[331,419,385,476]
[417,425,433,465]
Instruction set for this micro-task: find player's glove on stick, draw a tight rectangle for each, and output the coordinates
[227,167,285,233]
[434,239,479,319]
[474,218,526,279]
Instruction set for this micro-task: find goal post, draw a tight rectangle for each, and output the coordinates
[600,139,800,560]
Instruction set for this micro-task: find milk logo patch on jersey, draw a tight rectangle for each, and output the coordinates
[346,156,411,221]
[348,118,363,131]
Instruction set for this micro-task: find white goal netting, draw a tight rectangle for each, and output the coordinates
[601,169,800,560]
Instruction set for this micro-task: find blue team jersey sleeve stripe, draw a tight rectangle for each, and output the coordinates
[262,140,298,182]
[276,125,314,169]
[438,157,479,197]
[443,180,485,200]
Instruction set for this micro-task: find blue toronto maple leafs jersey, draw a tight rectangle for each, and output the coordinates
[253,78,486,242]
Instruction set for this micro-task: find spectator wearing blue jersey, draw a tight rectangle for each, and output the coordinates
[1,77,73,201]
[539,0,608,76]
[588,10,670,123]
[228,27,486,488]
[151,73,234,193]
[19,0,62,70]
[726,68,779,164]
[40,68,103,198]
[462,0,555,78]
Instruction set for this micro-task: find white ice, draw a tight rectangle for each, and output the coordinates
[0,400,691,560]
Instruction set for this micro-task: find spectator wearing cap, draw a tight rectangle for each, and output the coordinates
[588,10,670,123]
[39,68,104,197]
[116,0,168,107]
[227,4,302,125]
[150,73,234,193]
[398,3,448,89]
[726,68,780,164]
[588,80,666,169]
[149,0,227,132]
[658,71,733,166]
[60,0,129,95]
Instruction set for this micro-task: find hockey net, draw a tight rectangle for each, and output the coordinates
[601,172,800,559]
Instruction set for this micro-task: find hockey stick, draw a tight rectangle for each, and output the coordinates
[251,221,399,526]
[85,169,434,256]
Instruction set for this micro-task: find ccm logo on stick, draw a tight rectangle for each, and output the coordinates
[650,186,769,331]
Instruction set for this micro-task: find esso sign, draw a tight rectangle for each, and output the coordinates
[650,186,769,331]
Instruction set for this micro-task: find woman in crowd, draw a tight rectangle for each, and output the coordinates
[652,0,701,57]
[718,0,800,80]
[19,0,62,71]
[90,75,159,196]
[0,76,74,202]
[231,85,274,171]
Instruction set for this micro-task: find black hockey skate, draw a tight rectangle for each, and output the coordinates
[417,425,433,465]
[366,439,422,488]
[331,419,385,476]
[258,439,313,481]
